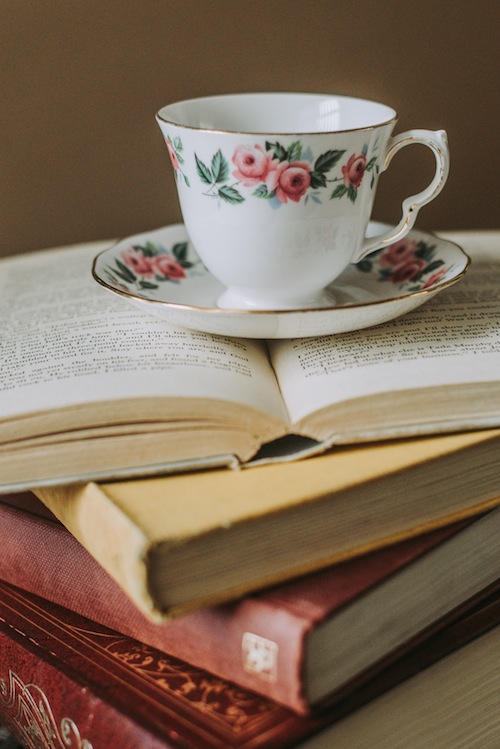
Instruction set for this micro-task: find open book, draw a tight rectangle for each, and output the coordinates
[1,231,499,491]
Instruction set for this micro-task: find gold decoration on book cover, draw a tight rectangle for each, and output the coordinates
[101,634,272,732]
[0,666,93,748]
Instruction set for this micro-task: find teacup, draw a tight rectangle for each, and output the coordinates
[156,93,449,310]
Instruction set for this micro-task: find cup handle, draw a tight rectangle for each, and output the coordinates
[356,128,450,260]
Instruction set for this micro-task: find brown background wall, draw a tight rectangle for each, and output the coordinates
[1,0,498,257]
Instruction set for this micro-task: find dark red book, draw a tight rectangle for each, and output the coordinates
[1,495,500,715]
[0,581,498,749]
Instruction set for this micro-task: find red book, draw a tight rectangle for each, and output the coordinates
[0,580,498,749]
[1,494,500,715]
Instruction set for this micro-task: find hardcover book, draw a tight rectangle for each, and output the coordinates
[0,581,498,749]
[35,427,500,618]
[0,230,499,491]
[1,496,500,714]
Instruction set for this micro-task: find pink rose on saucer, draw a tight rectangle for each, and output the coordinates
[390,257,427,283]
[151,255,186,280]
[232,145,279,187]
[423,268,447,288]
[121,248,155,277]
[379,239,426,283]
[342,153,367,189]
[379,239,419,268]
[274,161,311,203]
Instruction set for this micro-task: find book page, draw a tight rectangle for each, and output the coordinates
[269,236,500,426]
[0,244,287,424]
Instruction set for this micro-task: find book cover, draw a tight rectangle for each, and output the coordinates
[1,496,500,714]
[34,428,500,618]
[0,581,498,749]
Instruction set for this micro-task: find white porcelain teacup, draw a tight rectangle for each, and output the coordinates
[156,93,449,310]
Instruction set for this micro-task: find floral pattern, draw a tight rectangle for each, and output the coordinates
[333,151,378,201]
[191,140,379,206]
[195,149,245,204]
[164,135,190,187]
[105,240,196,291]
[359,237,447,290]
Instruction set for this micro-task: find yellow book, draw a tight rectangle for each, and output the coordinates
[35,428,500,619]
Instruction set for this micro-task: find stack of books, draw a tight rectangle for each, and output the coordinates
[0,229,499,748]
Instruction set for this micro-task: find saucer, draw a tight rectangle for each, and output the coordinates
[92,223,469,339]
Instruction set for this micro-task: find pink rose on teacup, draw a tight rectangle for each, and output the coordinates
[232,145,280,187]
[121,248,155,277]
[274,161,312,204]
[166,140,180,171]
[342,153,367,189]
[150,255,186,280]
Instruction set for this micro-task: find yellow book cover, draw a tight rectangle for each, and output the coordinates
[35,428,500,619]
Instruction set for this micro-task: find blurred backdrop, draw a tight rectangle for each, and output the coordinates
[1,0,498,257]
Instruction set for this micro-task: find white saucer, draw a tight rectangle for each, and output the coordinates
[92,223,469,339]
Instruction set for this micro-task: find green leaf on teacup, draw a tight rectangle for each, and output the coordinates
[331,184,348,200]
[315,149,345,173]
[218,185,245,204]
[347,185,357,203]
[366,156,379,189]
[310,171,327,189]
[287,141,302,162]
[195,154,213,185]
[211,150,229,184]
[265,141,287,161]
[252,184,278,200]
[253,184,269,198]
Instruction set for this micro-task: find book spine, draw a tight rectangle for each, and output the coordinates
[34,483,157,617]
[0,500,310,712]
